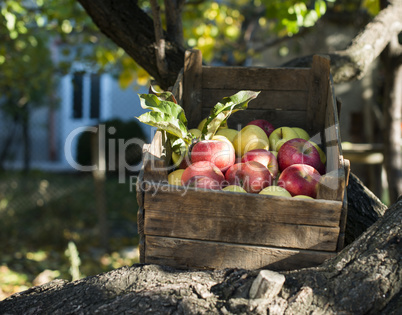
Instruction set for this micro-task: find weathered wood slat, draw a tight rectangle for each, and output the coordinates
[143,187,342,227]
[324,76,341,174]
[144,209,340,251]
[201,108,309,131]
[182,49,203,129]
[145,236,336,271]
[306,55,331,134]
[202,66,311,91]
[201,90,308,111]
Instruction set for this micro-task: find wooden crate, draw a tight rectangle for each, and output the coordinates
[136,50,350,271]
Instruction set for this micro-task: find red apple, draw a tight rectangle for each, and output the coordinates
[277,164,321,198]
[184,176,223,190]
[225,161,273,193]
[241,149,279,178]
[247,119,275,137]
[181,161,225,188]
[277,138,322,173]
[225,162,244,185]
[191,139,235,172]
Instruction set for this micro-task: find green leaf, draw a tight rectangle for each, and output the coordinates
[149,85,178,104]
[168,135,187,154]
[137,111,189,141]
[202,90,260,140]
[139,93,188,127]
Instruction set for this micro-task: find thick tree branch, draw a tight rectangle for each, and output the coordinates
[150,0,169,81]
[77,0,185,89]
[283,0,402,83]
[1,195,400,314]
[77,0,402,87]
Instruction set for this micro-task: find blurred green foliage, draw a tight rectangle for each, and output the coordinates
[0,0,381,101]
[0,171,139,299]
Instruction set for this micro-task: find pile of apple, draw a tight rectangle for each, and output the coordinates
[168,118,326,199]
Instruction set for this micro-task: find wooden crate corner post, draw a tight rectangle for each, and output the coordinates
[137,130,170,263]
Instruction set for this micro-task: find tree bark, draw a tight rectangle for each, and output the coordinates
[1,182,400,314]
[77,0,185,90]
[345,172,388,245]
[283,0,402,83]
[77,0,402,87]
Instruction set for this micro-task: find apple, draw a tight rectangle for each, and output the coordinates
[225,161,273,193]
[168,169,185,186]
[277,138,322,172]
[277,164,321,198]
[184,176,223,190]
[241,149,279,178]
[292,127,310,141]
[216,128,239,143]
[222,185,247,193]
[171,150,191,169]
[309,140,327,164]
[269,127,299,152]
[232,125,269,157]
[274,139,287,152]
[293,195,314,199]
[259,185,292,198]
[181,161,225,189]
[191,139,235,172]
[225,162,243,184]
[247,119,275,137]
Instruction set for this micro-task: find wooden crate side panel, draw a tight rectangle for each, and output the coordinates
[144,209,339,251]
[182,50,203,128]
[316,78,347,203]
[143,187,342,227]
[145,236,335,271]
[324,78,342,173]
[201,108,308,130]
[201,89,308,111]
[201,66,311,91]
[306,55,331,135]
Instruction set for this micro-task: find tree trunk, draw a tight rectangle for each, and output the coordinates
[345,172,388,245]
[1,179,400,314]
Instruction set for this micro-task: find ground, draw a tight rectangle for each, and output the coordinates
[0,171,140,300]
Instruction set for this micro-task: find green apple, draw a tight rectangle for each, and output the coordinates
[259,185,292,198]
[168,169,185,186]
[216,128,239,143]
[232,125,269,157]
[293,195,314,199]
[308,140,326,164]
[275,139,287,151]
[292,127,310,140]
[270,151,278,158]
[269,127,298,151]
[222,185,247,193]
